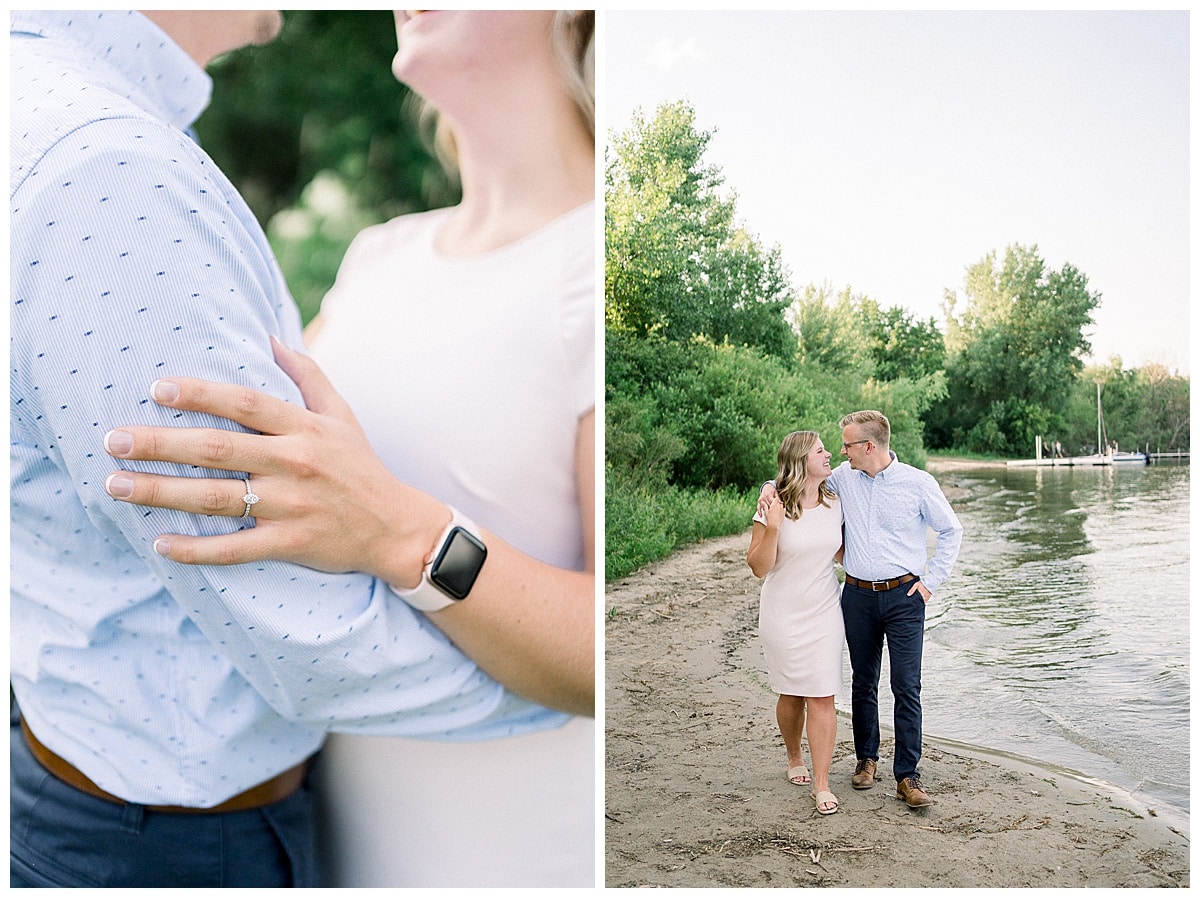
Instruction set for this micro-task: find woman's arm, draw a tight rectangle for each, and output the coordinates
[103,340,594,717]
[431,411,594,716]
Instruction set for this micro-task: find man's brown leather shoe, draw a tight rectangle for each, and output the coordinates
[896,776,935,807]
[851,758,876,790]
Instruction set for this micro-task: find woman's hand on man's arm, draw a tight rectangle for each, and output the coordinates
[102,339,595,716]
[103,337,440,585]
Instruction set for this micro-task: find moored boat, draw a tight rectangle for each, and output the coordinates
[1007,383,1149,467]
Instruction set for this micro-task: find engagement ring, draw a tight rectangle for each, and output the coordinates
[241,479,260,518]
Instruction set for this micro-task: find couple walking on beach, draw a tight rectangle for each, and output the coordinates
[748,411,963,816]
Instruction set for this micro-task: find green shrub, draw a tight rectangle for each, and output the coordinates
[605,470,754,581]
[604,322,946,580]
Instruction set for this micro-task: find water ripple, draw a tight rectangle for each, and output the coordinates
[914,463,1190,817]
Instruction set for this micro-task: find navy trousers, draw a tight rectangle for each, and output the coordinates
[841,579,926,782]
[10,711,319,887]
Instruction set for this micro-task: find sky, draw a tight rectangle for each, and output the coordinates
[602,10,1190,375]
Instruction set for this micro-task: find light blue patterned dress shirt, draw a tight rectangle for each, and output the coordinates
[10,10,564,807]
[828,453,963,593]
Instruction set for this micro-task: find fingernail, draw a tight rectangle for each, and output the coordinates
[271,336,297,360]
[104,430,134,456]
[154,538,171,557]
[151,380,179,403]
[105,472,134,498]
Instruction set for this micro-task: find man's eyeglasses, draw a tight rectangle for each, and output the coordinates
[841,439,870,450]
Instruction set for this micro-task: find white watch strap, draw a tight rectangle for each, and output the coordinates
[389,507,481,612]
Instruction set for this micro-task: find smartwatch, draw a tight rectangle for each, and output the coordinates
[390,507,488,612]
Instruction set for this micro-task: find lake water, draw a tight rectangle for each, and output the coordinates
[836,461,1190,823]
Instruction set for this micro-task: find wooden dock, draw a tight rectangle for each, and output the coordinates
[1007,451,1188,467]
[1006,454,1146,468]
[1148,451,1190,463]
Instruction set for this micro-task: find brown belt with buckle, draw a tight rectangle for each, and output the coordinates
[845,573,918,592]
[21,717,308,814]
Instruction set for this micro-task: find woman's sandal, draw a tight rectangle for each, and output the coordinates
[786,764,811,786]
[811,789,839,815]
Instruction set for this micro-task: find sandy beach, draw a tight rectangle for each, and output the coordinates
[923,455,1009,473]
[603,527,1190,888]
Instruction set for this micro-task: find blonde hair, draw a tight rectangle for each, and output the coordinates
[775,431,836,520]
[410,10,595,173]
[840,410,890,450]
[553,10,595,136]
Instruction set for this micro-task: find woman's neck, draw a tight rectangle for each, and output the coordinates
[799,482,824,507]
[435,93,593,256]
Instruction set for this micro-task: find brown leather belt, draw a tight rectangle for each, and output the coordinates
[21,717,308,814]
[845,573,918,592]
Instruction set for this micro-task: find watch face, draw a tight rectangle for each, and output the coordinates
[430,526,488,600]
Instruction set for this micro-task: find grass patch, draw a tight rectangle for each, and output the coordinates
[605,473,755,581]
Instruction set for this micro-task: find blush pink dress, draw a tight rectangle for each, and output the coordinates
[307,202,595,886]
[754,499,845,696]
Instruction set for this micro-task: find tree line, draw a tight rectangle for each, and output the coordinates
[605,101,1188,577]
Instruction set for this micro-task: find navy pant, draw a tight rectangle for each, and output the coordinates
[841,580,926,782]
[10,711,320,887]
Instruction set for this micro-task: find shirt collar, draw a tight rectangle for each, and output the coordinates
[10,10,212,131]
[875,450,900,479]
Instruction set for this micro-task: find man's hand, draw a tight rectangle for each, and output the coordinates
[757,482,778,519]
[908,580,932,604]
[763,495,785,529]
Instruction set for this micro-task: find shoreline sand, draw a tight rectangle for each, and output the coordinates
[924,455,1009,473]
[603,529,1189,888]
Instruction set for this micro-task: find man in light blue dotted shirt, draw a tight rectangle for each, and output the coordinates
[761,410,963,809]
[10,10,566,887]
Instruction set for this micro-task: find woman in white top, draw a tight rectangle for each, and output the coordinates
[747,431,844,816]
[101,10,595,885]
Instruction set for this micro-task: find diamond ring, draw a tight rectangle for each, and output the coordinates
[241,479,260,518]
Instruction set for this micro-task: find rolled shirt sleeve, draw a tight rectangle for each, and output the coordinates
[917,476,964,593]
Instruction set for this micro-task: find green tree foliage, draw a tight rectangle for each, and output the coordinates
[786,284,947,463]
[1133,364,1191,451]
[606,328,945,494]
[789,284,872,374]
[606,126,952,496]
[927,244,1100,454]
[788,285,946,384]
[605,101,795,358]
[195,11,457,323]
[859,373,947,469]
[857,298,946,382]
[603,102,866,496]
[1058,360,1190,454]
[197,11,455,222]
[704,235,798,358]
